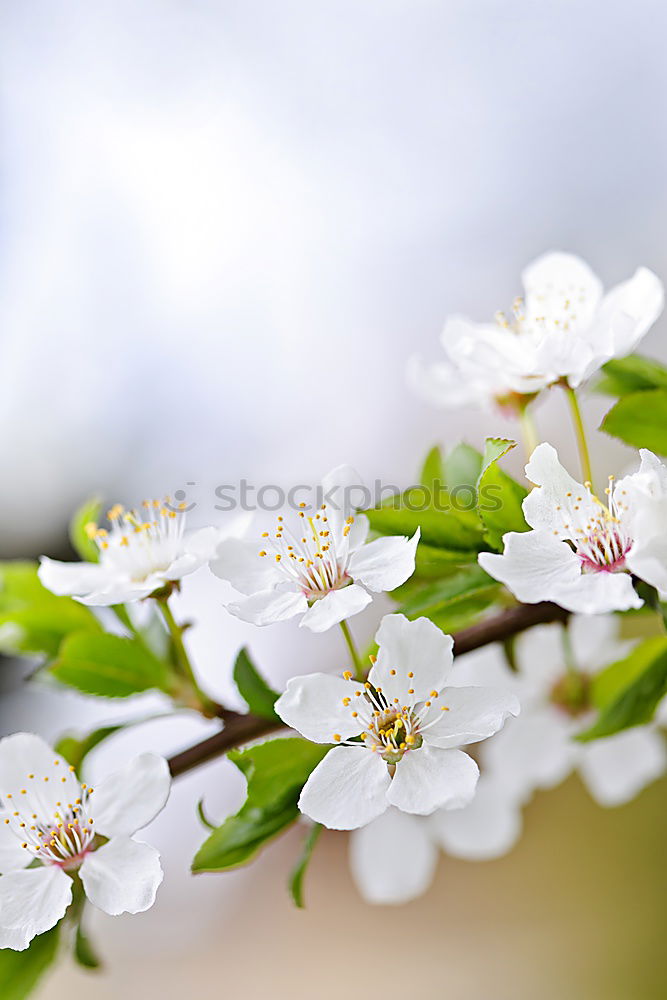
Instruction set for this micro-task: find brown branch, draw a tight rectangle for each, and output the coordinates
[168,600,568,779]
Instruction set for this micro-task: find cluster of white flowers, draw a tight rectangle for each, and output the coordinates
[2,246,664,938]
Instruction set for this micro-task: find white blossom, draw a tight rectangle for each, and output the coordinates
[275,613,519,829]
[410,252,663,410]
[0,734,170,950]
[39,499,227,606]
[210,466,419,632]
[479,443,667,614]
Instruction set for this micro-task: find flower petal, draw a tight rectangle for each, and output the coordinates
[0,733,80,817]
[0,815,32,874]
[226,588,308,626]
[298,747,390,830]
[521,252,603,329]
[584,267,664,369]
[349,807,438,905]
[484,708,576,800]
[298,584,372,633]
[523,443,597,534]
[92,753,171,838]
[0,866,72,951]
[578,727,666,807]
[422,686,520,749]
[275,673,366,743]
[370,614,453,704]
[37,557,109,598]
[345,513,370,553]
[348,529,420,593]
[210,537,282,595]
[387,746,479,815]
[430,774,522,860]
[80,837,163,915]
[479,528,640,614]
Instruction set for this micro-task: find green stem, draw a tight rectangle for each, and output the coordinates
[563,384,593,487]
[157,598,217,715]
[339,619,365,681]
[518,403,539,461]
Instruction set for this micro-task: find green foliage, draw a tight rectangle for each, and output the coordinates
[442,443,483,492]
[0,562,100,658]
[476,438,528,550]
[419,445,444,489]
[192,738,329,873]
[579,637,667,741]
[398,564,500,633]
[594,354,667,397]
[288,823,323,909]
[365,492,484,552]
[50,632,174,699]
[233,648,280,721]
[0,923,61,1000]
[69,497,103,562]
[600,389,667,454]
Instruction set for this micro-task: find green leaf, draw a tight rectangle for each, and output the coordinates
[594,354,667,397]
[233,648,279,721]
[579,637,667,741]
[601,389,667,454]
[74,924,102,970]
[366,492,484,552]
[69,497,103,563]
[0,923,61,1000]
[50,631,174,699]
[0,562,101,658]
[400,565,499,619]
[419,445,444,489]
[289,823,323,908]
[192,738,329,873]
[476,438,528,550]
[443,443,483,492]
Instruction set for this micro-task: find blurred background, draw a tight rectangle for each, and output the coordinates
[1,1,666,997]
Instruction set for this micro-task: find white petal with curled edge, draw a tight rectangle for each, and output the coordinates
[0,817,32,874]
[583,267,664,369]
[226,587,308,626]
[275,673,366,744]
[348,529,420,593]
[552,570,642,615]
[387,746,479,815]
[0,866,72,951]
[0,732,80,816]
[92,753,171,838]
[478,530,583,607]
[422,686,520,749]
[37,557,109,598]
[484,708,576,800]
[523,443,597,535]
[430,775,522,860]
[579,727,667,807]
[80,837,163,915]
[210,537,282,595]
[299,584,372,633]
[298,747,391,830]
[370,614,453,705]
[349,807,438,905]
